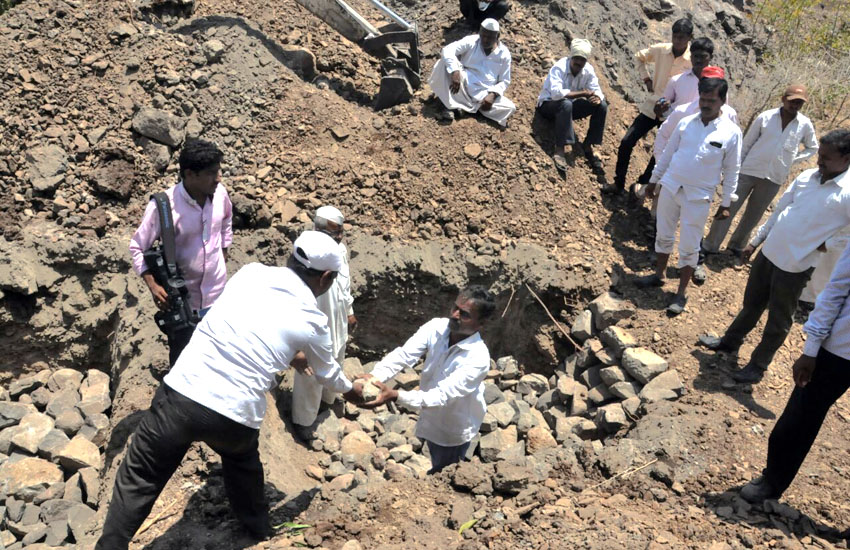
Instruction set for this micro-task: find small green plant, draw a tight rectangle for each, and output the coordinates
[0,0,22,15]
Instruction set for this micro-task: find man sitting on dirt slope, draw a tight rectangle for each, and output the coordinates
[129,139,233,367]
[429,18,516,126]
[740,228,850,504]
[610,18,693,196]
[292,206,357,440]
[700,129,850,385]
[357,286,495,473]
[95,231,364,549]
[536,38,608,175]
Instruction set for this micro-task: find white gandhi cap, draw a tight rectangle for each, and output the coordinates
[480,18,499,32]
[292,230,344,272]
[315,205,344,225]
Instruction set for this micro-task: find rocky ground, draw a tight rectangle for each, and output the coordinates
[1,0,850,549]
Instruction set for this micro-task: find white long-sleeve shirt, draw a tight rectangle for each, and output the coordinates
[752,168,850,273]
[370,318,491,447]
[654,100,739,159]
[661,69,699,110]
[316,242,354,356]
[739,108,819,184]
[165,263,353,429]
[442,35,511,102]
[804,240,850,360]
[650,112,742,207]
[537,57,604,106]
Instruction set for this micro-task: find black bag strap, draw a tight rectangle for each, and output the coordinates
[151,192,178,276]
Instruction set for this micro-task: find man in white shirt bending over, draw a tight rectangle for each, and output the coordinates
[95,231,363,550]
[635,76,742,316]
[739,236,850,504]
[360,286,495,473]
[292,206,357,439]
[429,18,515,126]
[701,129,850,384]
[703,84,819,255]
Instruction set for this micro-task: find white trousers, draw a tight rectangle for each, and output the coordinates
[429,59,516,127]
[655,185,712,268]
[291,348,344,427]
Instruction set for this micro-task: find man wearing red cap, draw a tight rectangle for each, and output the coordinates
[635,75,742,316]
[703,84,819,256]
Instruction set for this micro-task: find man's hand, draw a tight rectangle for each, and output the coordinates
[142,272,169,311]
[347,314,358,332]
[714,207,731,220]
[792,354,817,388]
[644,183,657,200]
[644,77,653,93]
[588,94,601,106]
[360,380,399,409]
[480,92,496,112]
[290,351,313,376]
[818,242,828,252]
[740,244,756,264]
[342,382,364,405]
[450,71,462,94]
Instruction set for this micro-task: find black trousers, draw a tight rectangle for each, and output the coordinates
[537,98,608,148]
[615,113,660,187]
[764,348,850,496]
[721,252,814,369]
[95,385,268,550]
[459,0,509,24]
[167,325,195,367]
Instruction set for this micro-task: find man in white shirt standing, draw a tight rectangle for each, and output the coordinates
[740,236,850,504]
[429,18,515,127]
[635,76,742,316]
[701,129,850,384]
[360,286,495,473]
[95,232,363,550]
[658,37,714,113]
[536,38,608,174]
[292,206,357,439]
[703,84,819,255]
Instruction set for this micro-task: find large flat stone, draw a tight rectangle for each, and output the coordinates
[131,107,185,147]
[588,292,635,330]
[10,413,55,455]
[57,435,102,471]
[488,401,517,428]
[47,369,84,393]
[479,426,517,463]
[340,431,375,458]
[639,369,685,403]
[0,402,38,429]
[0,457,64,501]
[621,347,669,384]
[599,326,637,358]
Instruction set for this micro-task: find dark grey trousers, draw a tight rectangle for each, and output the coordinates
[721,252,814,369]
[95,385,268,550]
[537,97,608,148]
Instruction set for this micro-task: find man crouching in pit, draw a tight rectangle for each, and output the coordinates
[358,286,495,473]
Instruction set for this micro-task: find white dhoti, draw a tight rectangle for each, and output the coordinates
[292,347,344,427]
[655,185,712,268]
[429,59,516,127]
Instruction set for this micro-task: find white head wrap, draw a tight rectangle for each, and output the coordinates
[315,205,344,225]
[292,231,344,272]
[570,38,592,59]
[480,18,499,32]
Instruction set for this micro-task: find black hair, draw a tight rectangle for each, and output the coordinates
[690,37,714,56]
[460,285,496,321]
[178,139,223,179]
[286,253,327,280]
[821,129,850,156]
[698,77,728,101]
[671,18,694,36]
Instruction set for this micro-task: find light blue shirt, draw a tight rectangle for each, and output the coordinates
[804,239,850,360]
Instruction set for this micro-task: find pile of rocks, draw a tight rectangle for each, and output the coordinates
[293,291,684,499]
[0,368,110,548]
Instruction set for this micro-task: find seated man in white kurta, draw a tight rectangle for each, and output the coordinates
[429,18,516,126]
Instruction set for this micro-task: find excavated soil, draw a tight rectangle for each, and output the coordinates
[2,0,850,549]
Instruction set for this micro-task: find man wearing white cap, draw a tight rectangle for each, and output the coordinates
[537,38,608,173]
[429,18,516,127]
[459,0,509,29]
[95,231,363,550]
[292,206,357,438]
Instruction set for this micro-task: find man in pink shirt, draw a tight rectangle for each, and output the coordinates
[129,139,233,366]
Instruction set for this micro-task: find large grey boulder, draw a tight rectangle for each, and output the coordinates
[26,145,68,192]
[132,108,185,147]
[639,370,685,403]
[621,347,669,384]
[588,292,635,330]
[0,457,63,501]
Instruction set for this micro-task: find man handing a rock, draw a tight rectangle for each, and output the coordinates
[355,287,496,473]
